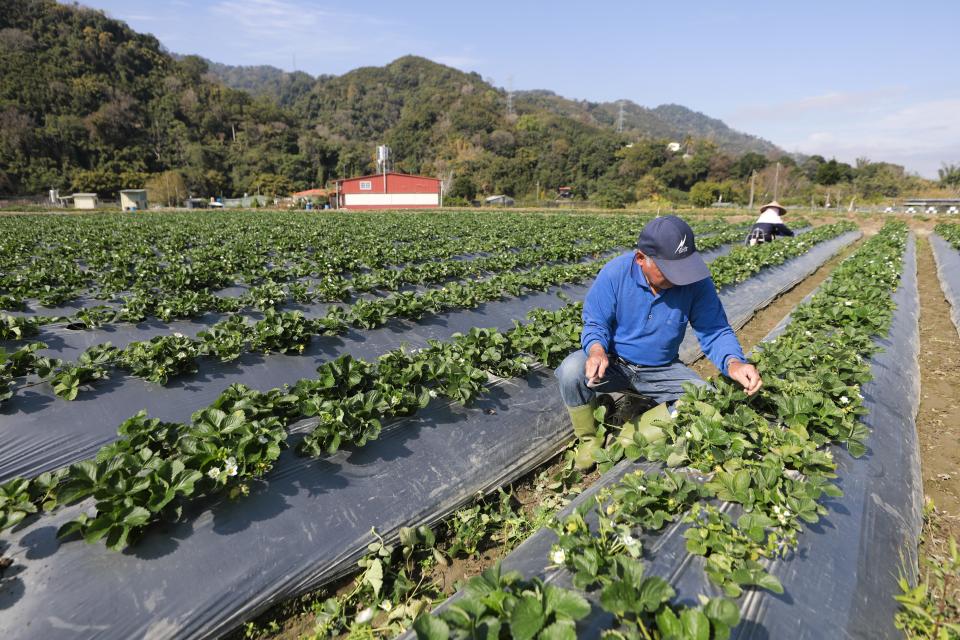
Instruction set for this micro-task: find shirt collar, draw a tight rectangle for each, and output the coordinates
[631,253,653,291]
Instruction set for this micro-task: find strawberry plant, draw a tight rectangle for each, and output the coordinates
[0,313,39,340]
[935,222,960,250]
[0,341,59,403]
[412,562,591,640]
[49,342,117,400]
[249,309,312,354]
[118,334,200,384]
[196,314,252,361]
[245,281,287,310]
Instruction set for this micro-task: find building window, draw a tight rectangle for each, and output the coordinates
[359,181,372,191]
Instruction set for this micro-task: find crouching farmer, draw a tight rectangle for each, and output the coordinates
[555,215,763,469]
[745,200,794,245]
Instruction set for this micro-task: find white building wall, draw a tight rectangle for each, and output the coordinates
[343,193,439,206]
[74,196,98,210]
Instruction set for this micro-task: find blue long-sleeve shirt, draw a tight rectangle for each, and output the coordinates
[581,252,745,375]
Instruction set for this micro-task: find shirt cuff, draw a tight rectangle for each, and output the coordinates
[722,354,743,376]
[583,339,606,355]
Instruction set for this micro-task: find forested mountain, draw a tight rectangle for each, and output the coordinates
[178,56,317,108]
[0,0,921,205]
[512,91,780,157]
[204,61,781,158]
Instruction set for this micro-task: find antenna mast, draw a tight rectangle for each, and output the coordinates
[616,101,625,133]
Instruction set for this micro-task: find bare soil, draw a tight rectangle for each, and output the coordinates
[914,233,960,547]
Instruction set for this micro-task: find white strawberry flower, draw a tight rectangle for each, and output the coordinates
[620,533,639,548]
[550,547,566,565]
[839,396,850,405]
[684,430,692,439]
[356,607,374,625]
[258,435,269,444]
[224,457,239,477]
[207,466,221,480]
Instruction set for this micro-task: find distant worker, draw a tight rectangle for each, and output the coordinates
[555,215,762,469]
[745,201,794,246]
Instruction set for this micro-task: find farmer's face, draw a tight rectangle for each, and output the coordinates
[636,251,674,290]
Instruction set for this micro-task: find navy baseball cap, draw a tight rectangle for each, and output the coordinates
[636,215,710,286]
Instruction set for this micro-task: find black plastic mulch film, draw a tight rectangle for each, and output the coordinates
[407,234,922,640]
[930,233,960,337]
[0,233,858,640]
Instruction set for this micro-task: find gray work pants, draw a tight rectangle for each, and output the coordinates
[555,349,706,408]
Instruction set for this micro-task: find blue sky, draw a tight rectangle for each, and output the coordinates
[85,0,959,178]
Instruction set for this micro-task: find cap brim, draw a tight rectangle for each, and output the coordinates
[653,252,711,286]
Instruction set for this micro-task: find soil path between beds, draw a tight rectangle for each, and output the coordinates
[914,233,960,551]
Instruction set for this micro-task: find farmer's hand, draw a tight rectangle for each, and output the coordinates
[728,359,762,396]
[585,343,609,385]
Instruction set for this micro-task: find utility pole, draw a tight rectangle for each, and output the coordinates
[773,161,781,200]
[616,101,625,133]
[506,75,514,117]
[748,170,756,209]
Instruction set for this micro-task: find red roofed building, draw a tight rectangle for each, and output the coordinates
[334,172,442,210]
[291,188,329,199]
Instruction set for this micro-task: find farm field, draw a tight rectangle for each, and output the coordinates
[0,209,957,640]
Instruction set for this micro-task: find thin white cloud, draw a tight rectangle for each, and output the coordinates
[791,98,960,177]
[212,0,391,31]
[730,88,906,121]
[208,0,403,60]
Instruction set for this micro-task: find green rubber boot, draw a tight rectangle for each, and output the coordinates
[567,402,601,470]
[618,402,671,447]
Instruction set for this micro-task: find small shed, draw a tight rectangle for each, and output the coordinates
[72,193,98,210]
[485,195,515,207]
[119,189,147,211]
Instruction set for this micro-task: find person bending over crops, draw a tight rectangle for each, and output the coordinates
[745,201,794,246]
[555,215,762,469]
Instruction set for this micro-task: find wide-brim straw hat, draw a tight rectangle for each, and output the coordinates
[760,201,787,215]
